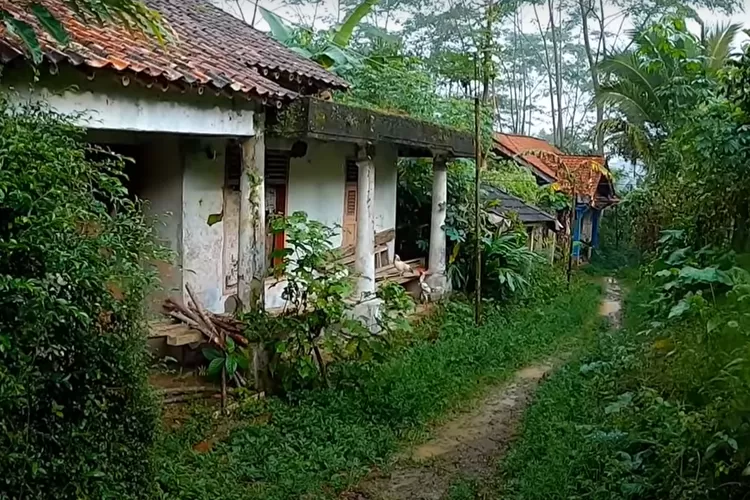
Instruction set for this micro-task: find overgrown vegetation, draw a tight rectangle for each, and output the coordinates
[156,276,600,499]
[502,237,750,498]
[0,100,165,497]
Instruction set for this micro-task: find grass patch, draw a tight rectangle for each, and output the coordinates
[501,279,750,499]
[155,279,602,499]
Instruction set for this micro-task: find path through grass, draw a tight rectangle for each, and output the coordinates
[156,280,602,499]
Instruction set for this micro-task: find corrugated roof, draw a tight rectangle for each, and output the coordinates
[0,0,349,102]
[482,184,558,228]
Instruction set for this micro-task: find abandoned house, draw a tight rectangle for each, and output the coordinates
[0,0,474,341]
[492,133,618,259]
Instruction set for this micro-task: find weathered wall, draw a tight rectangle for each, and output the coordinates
[85,130,184,313]
[4,67,256,136]
[287,139,353,248]
[141,135,184,307]
[374,144,398,259]
[182,137,228,313]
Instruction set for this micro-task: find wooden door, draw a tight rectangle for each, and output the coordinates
[342,183,358,248]
[342,160,359,248]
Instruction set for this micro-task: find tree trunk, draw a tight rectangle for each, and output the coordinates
[533,4,557,143]
[579,0,603,153]
[548,0,564,147]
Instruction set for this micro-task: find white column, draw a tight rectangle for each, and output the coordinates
[238,113,266,311]
[355,148,376,299]
[428,154,449,291]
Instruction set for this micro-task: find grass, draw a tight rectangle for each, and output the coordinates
[500,278,750,499]
[155,279,602,499]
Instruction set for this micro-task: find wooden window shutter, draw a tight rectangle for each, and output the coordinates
[265,150,290,185]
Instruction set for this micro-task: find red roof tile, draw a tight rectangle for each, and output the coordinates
[559,155,606,201]
[0,0,349,102]
[493,133,609,202]
[493,133,562,180]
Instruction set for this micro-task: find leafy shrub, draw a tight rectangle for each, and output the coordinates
[504,270,750,499]
[646,229,747,321]
[243,212,413,392]
[0,101,164,497]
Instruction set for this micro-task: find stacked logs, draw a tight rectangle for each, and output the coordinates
[162,284,251,410]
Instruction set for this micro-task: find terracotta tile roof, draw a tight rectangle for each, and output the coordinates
[493,133,562,180]
[559,155,606,201]
[0,0,349,102]
[493,133,611,203]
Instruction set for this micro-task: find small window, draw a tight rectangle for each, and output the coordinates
[346,159,359,183]
[225,141,242,191]
[266,150,290,185]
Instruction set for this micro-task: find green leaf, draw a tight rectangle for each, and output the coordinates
[225,336,236,354]
[259,7,293,43]
[707,317,721,333]
[202,348,223,361]
[30,3,69,45]
[3,14,42,64]
[206,212,223,226]
[666,247,690,265]
[235,352,249,371]
[669,299,691,319]
[225,356,238,376]
[207,357,224,377]
[678,266,732,286]
[332,0,378,48]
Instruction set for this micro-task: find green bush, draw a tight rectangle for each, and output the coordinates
[0,100,165,497]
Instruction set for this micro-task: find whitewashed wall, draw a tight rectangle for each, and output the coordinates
[374,144,399,260]
[287,139,351,247]
[266,140,400,310]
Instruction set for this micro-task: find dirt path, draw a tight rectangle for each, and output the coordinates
[344,278,622,500]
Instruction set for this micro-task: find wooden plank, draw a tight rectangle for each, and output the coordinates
[149,321,187,338]
[167,329,204,347]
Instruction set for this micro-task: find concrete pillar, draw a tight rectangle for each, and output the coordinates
[427,154,449,294]
[238,113,266,311]
[355,147,376,299]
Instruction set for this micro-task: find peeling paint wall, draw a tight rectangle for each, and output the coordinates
[182,137,228,313]
[141,135,184,307]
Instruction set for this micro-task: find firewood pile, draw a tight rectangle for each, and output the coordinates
[162,284,250,349]
[161,284,253,409]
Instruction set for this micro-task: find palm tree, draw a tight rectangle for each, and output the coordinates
[595,19,740,163]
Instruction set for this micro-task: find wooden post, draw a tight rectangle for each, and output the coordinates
[474,54,483,326]
[239,113,269,390]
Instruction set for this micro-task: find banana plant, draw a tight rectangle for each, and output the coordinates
[260,0,379,75]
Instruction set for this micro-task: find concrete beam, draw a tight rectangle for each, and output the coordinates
[12,86,255,136]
